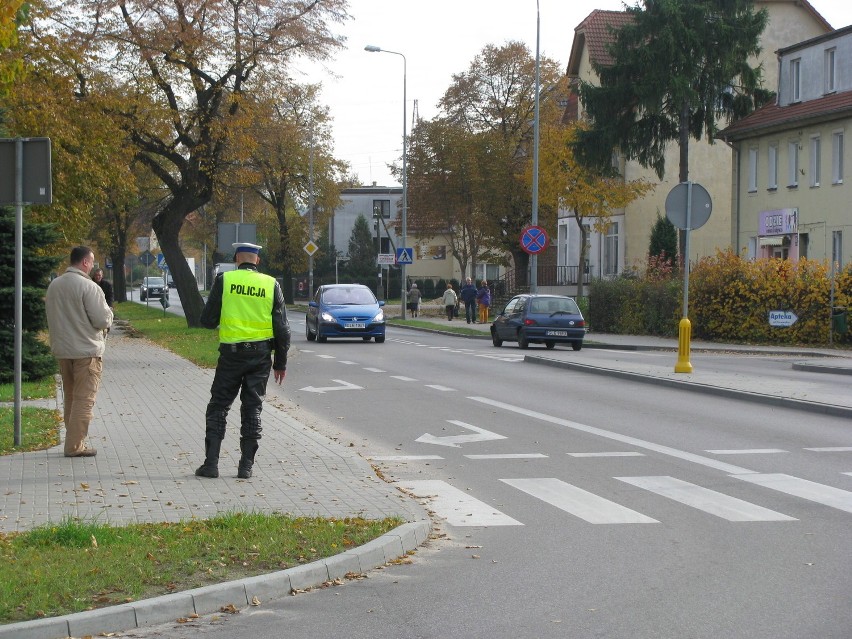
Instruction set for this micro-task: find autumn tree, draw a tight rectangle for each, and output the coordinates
[31,0,348,326]
[407,118,495,280]
[538,120,654,297]
[437,42,562,284]
[236,80,346,288]
[575,0,769,256]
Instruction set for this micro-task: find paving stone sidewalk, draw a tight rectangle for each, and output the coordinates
[0,326,424,534]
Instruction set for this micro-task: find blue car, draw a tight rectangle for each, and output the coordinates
[306,284,386,343]
[491,294,585,350]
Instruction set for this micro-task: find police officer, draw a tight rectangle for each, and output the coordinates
[195,242,290,479]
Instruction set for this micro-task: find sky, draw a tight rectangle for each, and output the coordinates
[298,0,852,189]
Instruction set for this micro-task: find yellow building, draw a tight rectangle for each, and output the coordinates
[560,1,834,280]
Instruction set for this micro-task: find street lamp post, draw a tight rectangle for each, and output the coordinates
[365,44,408,319]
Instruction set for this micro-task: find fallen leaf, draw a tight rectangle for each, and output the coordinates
[250,596,261,606]
[220,603,239,614]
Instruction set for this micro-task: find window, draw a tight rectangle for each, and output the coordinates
[810,136,821,187]
[833,131,844,184]
[833,231,843,268]
[372,199,390,218]
[825,48,836,94]
[748,147,758,192]
[603,222,619,276]
[788,141,799,188]
[790,58,801,102]
[767,144,778,190]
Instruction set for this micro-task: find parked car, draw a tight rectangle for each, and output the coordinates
[491,294,585,350]
[140,276,169,301]
[306,284,386,343]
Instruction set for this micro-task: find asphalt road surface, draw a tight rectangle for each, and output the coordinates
[130,319,852,639]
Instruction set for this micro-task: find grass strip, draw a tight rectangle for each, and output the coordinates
[387,318,488,336]
[0,407,61,454]
[0,377,57,403]
[0,514,402,624]
[115,302,220,368]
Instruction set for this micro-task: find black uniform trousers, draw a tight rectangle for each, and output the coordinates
[204,343,272,463]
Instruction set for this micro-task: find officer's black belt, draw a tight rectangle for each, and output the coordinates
[223,340,272,353]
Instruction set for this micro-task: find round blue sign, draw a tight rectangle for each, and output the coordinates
[520,225,548,255]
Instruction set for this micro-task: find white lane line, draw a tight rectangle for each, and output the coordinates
[371,455,444,461]
[616,476,797,522]
[363,367,386,373]
[470,396,756,476]
[501,478,658,524]
[803,447,852,452]
[316,354,336,359]
[390,376,418,382]
[568,452,645,458]
[843,472,852,477]
[425,385,456,391]
[338,360,358,365]
[397,480,523,527]
[465,454,548,460]
[734,473,852,514]
[706,449,789,455]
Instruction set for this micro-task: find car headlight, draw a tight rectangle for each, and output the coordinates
[373,310,384,322]
[321,311,334,322]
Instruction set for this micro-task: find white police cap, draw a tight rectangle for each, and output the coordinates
[232,242,262,255]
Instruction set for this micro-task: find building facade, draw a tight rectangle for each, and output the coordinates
[559,1,834,283]
[720,25,852,267]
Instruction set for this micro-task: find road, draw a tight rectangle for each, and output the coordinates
[131,320,852,639]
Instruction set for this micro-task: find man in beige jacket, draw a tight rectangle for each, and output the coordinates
[45,246,113,457]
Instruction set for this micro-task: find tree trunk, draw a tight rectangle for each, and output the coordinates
[575,218,589,300]
[152,196,207,327]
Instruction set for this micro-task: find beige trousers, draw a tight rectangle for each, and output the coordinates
[59,358,103,454]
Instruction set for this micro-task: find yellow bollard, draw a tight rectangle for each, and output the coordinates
[674,317,693,373]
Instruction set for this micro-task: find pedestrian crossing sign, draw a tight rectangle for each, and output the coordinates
[396,247,413,265]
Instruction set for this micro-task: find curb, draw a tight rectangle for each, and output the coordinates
[791,361,852,375]
[524,355,852,419]
[0,519,431,639]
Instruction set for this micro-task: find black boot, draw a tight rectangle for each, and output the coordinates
[237,437,259,479]
[195,437,222,478]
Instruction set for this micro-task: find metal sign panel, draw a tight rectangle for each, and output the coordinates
[0,138,53,204]
[396,247,413,264]
[520,225,548,255]
[377,253,396,265]
[217,222,257,250]
[768,311,798,327]
[665,182,712,230]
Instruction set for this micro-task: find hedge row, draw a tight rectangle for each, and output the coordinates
[589,251,851,344]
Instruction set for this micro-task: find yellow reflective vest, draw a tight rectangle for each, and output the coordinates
[219,269,275,344]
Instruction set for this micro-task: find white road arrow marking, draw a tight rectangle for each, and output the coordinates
[299,379,363,394]
[416,420,507,448]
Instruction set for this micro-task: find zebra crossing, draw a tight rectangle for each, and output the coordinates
[397,471,852,527]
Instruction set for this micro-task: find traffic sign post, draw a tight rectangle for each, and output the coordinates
[665,182,713,374]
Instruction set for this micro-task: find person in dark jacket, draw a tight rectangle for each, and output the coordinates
[91,268,114,308]
[459,277,478,324]
[195,242,291,480]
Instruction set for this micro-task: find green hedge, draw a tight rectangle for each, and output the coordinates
[588,250,851,344]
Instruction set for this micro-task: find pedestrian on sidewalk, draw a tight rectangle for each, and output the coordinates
[460,277,477,324]
[196,242,291,480]
[476,280,491,324]
[91,268,114,308]
[45,246,113,457]
[408,282,421,318]
[442,282,458,321]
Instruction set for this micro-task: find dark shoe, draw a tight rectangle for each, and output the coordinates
[237,462,253,479]
[65,448,97,457]
[195,463,219,478]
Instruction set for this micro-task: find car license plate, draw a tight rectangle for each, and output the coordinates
[345,322,366,329]
[545,330,567,337]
